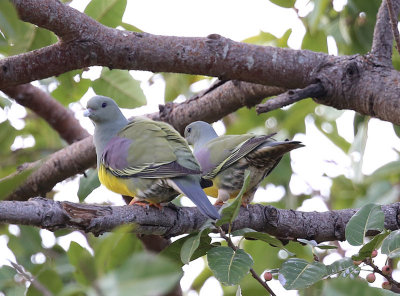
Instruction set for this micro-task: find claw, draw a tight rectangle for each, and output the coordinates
[129,200,163,209]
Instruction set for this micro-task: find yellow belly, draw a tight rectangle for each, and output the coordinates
[98,165,136,197]
[203,178,240,199]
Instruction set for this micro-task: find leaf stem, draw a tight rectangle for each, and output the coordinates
[216,226,277,296]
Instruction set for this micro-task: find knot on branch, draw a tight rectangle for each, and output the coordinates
[264,205,279,227]
[158,102,177,124]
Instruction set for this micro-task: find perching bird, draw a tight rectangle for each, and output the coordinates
[184,121,304,206]
[84,96,220,220]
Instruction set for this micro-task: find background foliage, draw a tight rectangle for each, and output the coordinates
[1,0,400,295]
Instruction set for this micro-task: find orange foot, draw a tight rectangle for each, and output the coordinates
[241,201,249,208]
[214,200,224,206]
[129,200,163,210]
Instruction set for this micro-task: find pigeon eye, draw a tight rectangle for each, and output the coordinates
[186,127,191,133]
[101,102,107,108]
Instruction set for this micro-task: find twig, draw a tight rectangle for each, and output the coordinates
[217,226,277,296]
[364,258,400,288]
[10,261,53,296]
[256,82,326,114]
[386,0,400,55]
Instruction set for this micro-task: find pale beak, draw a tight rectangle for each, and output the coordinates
[83,108,92,117]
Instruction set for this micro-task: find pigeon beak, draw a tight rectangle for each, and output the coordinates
[83,108,92,117]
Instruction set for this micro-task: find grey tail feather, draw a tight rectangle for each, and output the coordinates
[172,177,220,220]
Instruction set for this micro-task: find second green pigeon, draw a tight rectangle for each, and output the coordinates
[84,96,220,220]
[184,121,304,205]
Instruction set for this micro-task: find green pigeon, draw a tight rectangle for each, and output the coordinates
[184,121,304,205]
[84,96,220,220]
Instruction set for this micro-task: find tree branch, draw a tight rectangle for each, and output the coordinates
[387,0,400,55]
[4,0,321,90]
[372,0,400,62]
[7,137,95,201]
[3,84,89,144]
[2,197,399,243]
[3,0,400,128]
[152,80,285,133]
[256,82,325,114]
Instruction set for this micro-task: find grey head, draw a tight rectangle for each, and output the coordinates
[184,121,218,152]
[84,96,129,165]
[84,96,127,126]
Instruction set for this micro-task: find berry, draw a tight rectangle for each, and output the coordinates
[382,265,392,275]
[371,250,378,258]
[263,272,273,281]
[366,273,376,283]
[382,281,392,290]
[353,260,362,266]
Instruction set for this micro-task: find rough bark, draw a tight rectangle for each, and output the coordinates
[2,0,400,126]
[3,84,89,144]
[1,197,398,243]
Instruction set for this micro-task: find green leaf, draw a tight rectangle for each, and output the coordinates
[0,96,12,108]
[322,277,394,296]
[231,228,256,237]
[161,232,213,266]
[244,232,284,248]
[95,252,182,296]
[269,0,295,8]
[216,170,251,227]
[51,71,91,105]
[297,238,318,247]
[0,120,17,155]
[349,118,368,184]
[92,68,146,108]
[0,165,37,200]
[67,242,97,286]
[298,238,338,250]
[94,225,143,275]
[352,231,389,261]
[278,258,327,290]
[325,258,354,276]
[27,269,63,296]
[345,203,385,246]
[84,0,127,28]
[78,169,100,202]
[381,229,400,258]
[121,22,143,33]
[180,229,210,264]
[0,265,17,290]
[207,246,253,286]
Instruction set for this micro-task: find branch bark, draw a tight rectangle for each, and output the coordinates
[3,84,89,144]
[1,197,399,243]
[372,0,400,62]
[3,0,400,128]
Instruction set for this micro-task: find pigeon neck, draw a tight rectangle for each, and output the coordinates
[193,131,218,153]
[94,117,128,166]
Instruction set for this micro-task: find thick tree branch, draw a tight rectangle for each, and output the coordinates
[4,0,321,90]
[3,84,89,144]
[3,0,400,128]
[1,197,399,243]
[7,137,95,201]
[151,80,284,133]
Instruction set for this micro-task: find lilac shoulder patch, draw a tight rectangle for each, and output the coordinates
[102,136,132,170]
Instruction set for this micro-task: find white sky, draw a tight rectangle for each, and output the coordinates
[1,0,399,294]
